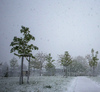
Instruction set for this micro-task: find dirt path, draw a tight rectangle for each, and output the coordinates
[67,76,100,92]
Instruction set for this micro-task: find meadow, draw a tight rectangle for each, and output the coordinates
[0,76,74,92]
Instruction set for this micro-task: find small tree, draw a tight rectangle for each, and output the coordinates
[10,57,18,76]
[35,53,46,76]
[58,51,72,77]
[45,53,55,76]
[2,62,9,77]
[70,57,89,76]
[10,26,38,84]
[10,57,18,70]
[30,58,40,69]
[30,53,47,76]
[4,67,9,77]
[86,48,99,76]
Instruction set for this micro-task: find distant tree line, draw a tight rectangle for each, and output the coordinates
[0,49,100,81]
[1,49,99,78]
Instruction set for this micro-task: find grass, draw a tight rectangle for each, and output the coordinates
[88,76,100,84]
[0,76,74,92]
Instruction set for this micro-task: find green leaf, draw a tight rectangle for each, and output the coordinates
[10,26,38,59]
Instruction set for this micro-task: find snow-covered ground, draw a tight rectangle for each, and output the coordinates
[0,76,74,92]
[1,76,100,92]
[89,76,100,85]
[67,76,100,92]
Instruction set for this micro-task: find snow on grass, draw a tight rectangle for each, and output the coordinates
[0,76,74,92]
[88,76,100,85]
[66,77,77,92]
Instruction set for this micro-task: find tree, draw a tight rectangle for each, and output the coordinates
[30,53,47,76]
[30,58,40,75]
[86,48,99,76]
[70,56,89,76]
[10,57,18,70]
[30,58,40,70]
[58,51,72,77]
[45,53,55,76]
[96,62,100,75]
[10,57,18,76]
[10,26,38,84]
[2,62,9,77]
[34,52,47,76]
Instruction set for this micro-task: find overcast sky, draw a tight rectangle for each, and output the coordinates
[0,0,100,66]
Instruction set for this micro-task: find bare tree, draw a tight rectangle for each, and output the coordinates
[70,56,89,76]
[10,57,18,71]
[30,52,47,76]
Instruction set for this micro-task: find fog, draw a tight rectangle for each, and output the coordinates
[0,0,100,66]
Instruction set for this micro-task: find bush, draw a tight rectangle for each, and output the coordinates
[4,72,8,77]
[44,85,52,88]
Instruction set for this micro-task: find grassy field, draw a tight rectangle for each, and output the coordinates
[0,76,74,92]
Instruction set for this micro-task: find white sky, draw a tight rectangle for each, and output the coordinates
[0,0,100,66]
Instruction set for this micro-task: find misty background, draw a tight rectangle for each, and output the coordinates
[0,0,100,67]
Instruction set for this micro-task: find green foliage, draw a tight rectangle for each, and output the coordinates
[59,51,72,67]
[46,53,55,63]
[89,48,99,68]
[86,48,99,76]
[10,26,38,58]
[45,53,55,68]
[58,51,72,77]
[45,62,55,69]
[45,53,55,76]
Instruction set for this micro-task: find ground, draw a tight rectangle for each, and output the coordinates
[67,76,100,92]
[0,76,73,92]
[1,76,100,92]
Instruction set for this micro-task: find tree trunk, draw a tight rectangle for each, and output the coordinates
[27,56,30,84]
[33,68,35,76]
[69,65,71,76]
[65,66,69,77]
[39,62,42,76]
[93,66,95,76]
[39,68,42,76]
[63,66,65,77]
[19,56,24,84]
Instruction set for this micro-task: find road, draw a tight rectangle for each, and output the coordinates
[67,76,100,92]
